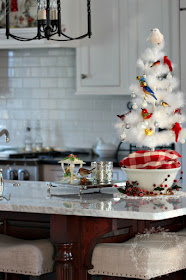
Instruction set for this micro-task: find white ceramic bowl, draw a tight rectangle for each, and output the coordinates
[122,167,181,193]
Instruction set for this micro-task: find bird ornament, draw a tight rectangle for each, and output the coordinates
[174,108,182,115]
[164,56,173,72]
[150,60,160,68]
[144,128,154,136]
[78,167,95,179]
[172,122,182,142]
[137,76,157,101]
[117,111,131,121]
[141,108,153,120]
[161,101,170,107]
[141,82,157,100]
[148,28,164,45]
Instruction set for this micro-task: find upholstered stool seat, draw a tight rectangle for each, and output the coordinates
[0,234,54,276]
[177,228,186,236]
[88,233,186,279]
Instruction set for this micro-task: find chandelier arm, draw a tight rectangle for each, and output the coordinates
[87,0,91,38]
[8,34,41,41]
[5,0,9,39]
[57,0,61,36]
[49,33,89,41]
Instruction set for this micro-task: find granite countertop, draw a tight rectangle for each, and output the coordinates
[1,180,186,221]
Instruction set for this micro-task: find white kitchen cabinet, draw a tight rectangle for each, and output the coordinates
[0,0,81,49]
[180,0,186,8]
[76,0,180,95]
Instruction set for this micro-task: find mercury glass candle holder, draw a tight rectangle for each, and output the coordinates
[91,161,113,184]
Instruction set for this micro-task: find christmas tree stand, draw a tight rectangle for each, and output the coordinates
[122,166,181,194]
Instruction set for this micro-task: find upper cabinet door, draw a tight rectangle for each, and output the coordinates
[0,0,80,49]
[76,0,180,95]
[76,0,123,95]
[180,0,186,8]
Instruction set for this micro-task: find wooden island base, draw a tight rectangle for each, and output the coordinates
[0,211,184,280]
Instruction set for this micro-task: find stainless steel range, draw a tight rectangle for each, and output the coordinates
[0,159,40,181]
[1,150,91,181]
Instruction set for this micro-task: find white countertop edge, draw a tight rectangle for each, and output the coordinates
[0,203,185,221]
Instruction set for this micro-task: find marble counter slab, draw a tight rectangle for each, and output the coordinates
[1,180,186,221]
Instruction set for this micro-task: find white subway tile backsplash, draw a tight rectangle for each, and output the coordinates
[0,48,129,148]
[6,99,23,109]
[14,68,31,77]
[40,57,57,67]
[15,88,32,98]
[65,110,86,121]
[40,78,58,88]
[23,78,40,88]
[49,110,66,120]
[31,68,48,77]
[39,99,57,109]
[56,56,75,67]
[57,77,75,88]
[32,88,48,98]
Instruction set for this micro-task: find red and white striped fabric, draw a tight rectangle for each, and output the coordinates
[119,150,181,169]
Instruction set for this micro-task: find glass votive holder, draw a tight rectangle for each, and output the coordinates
[91,161,113,184]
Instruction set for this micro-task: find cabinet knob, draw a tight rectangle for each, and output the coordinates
[81,74,88,79]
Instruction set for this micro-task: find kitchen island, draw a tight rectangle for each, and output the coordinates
[1,181,186,280]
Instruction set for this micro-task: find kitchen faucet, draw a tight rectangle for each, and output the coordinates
[0,129,10,143]
[0,129,10,200]
[0,167,11,201]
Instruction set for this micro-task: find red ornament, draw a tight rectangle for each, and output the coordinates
[11,0,18,12]
[174,108,182,115]
[141,109,153,120]
[150,60,160,68]
[164,56,173,72]
[117,110,131,121]
[172,122,182,142]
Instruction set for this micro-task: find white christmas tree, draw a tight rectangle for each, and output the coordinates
[116,28,186,151]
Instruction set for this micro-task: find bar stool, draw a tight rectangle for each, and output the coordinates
[88,232,186,279]
[0,234,55,279]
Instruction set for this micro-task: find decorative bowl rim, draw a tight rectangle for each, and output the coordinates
[121,167,181,173]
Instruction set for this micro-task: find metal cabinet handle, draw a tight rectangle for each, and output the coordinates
[81,74,88,79]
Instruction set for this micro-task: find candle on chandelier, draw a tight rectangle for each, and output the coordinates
[38,9,46,20]
[51,9,58,20]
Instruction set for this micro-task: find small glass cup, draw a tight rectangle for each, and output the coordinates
[91,161,113,184]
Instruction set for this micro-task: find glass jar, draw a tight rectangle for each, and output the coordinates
[91,161,113,184]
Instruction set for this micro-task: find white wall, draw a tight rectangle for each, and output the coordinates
[0,48,130,149]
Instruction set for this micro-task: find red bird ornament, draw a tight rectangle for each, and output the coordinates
[141,109,153,120]
[150,60,160,68]
[117,111,131,121]
[172,122,182,142]
[164,56,173,72]
[174,108,182,115]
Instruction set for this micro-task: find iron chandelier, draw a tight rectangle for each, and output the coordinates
[5,0,91,41]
